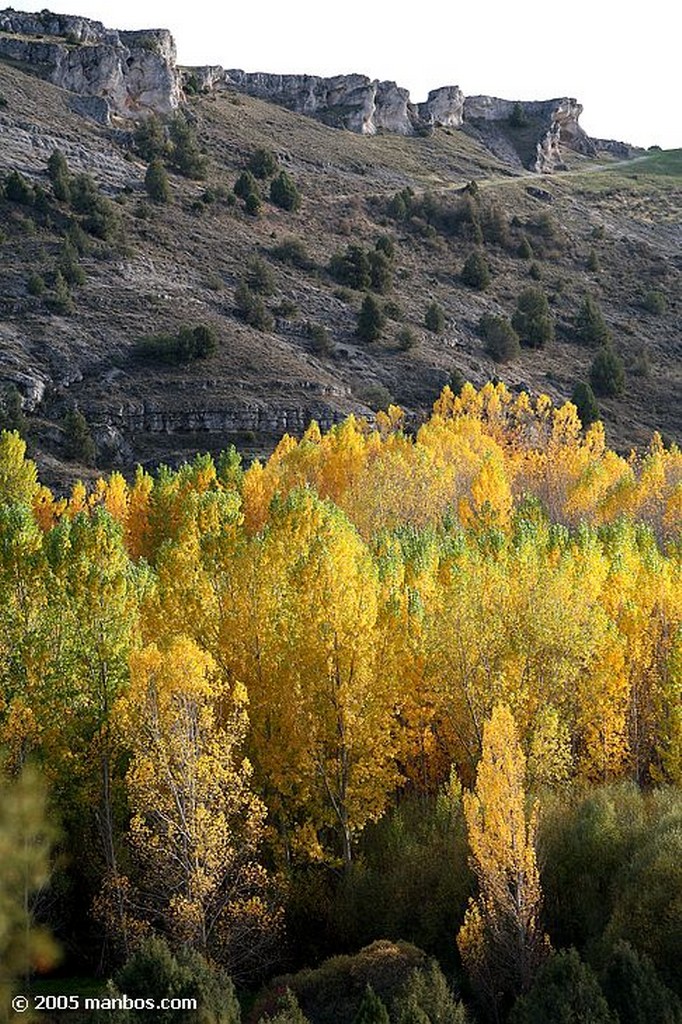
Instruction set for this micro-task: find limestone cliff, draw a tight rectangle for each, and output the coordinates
[0,8,602,170]
[0,9,181,120]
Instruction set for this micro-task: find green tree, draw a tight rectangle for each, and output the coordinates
[517,235,533,259]
[246,257,276,295]
[642,289,666,314]
[510,950,616,1024]
[134,115,170,162]
[509,102,528,128]
[575,295,610,347]
[461,250,491,290]
[425,301,445,334]
[270,170,301,212]
[0,385,26,435]
[479,314,520,363]
[248,148,279,179]
[571,381,600,427]
[3,170,34,205]
[600,941,682,1024]
[49,270,74,314]
[330,246,372,290]
[168,113,207,179]
[47,148,71,202]
[63,407,96,464]
[27,272,46,297]
[587,248,600,272]
[101,935,241,1024]
[368,250,393,294]
[235,283,273,331]
[0,765,59,1015]
[145,159,171,203]
[258,989,310,1024]
[234,170,259,201]
[512,287,554,348]
[357,294,385,342]
[590,345,625,396]
[353,986,389,1024]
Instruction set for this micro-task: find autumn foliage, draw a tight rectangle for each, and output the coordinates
[0,383,680,995]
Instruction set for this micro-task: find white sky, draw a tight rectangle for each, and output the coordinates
[8,0,681,149]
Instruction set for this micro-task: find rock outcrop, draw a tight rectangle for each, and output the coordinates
[0,9,605,171]
[220,70,467,136]
[0,9,181,119]
[463,96,596,171]
[213,71,593,169]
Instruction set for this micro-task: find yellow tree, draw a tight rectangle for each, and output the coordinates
[458,704,549,1020]
[238,489,398,867]
[118,637,278,974]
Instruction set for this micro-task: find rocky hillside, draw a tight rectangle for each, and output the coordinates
[0,10,680,487]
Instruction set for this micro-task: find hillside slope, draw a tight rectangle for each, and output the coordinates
[0,53,680,486]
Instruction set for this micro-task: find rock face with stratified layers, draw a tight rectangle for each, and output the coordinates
[0,8,182,121]
[0,8,606,170]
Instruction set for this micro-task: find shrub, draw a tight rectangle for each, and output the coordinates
[271,237,311,269]
[528,261,542,280]
[235,283,273,331]
[512,287,554,348]
[47,148,71,201]
[479,314,521,363]
[449,368,466,395]
[397,326,417,351]
[245,192,262,216]
[353,986,389,1024]
[374,234,396,260]
[392,963,467,1024]
[590,344,625,396]
[0,93,7,109]
[307,323,334,355]
[575,295,610,347]
[461,250,491,290]
[508,101,528,128]
[270,171,301,212]
[587,247,600,271]
[571,381,600,427]
[509,950,615,1024]
[245,257,276,295]
[642,289,667,314]
[134,115,170,162]
[49,271,74,314]
[58,240,86,287]
[63,407,96,464]
[270,941,463,1024]
[0,385,26,434]
[600,941,682,1024]
[368,249,393,293]
[356,294,385,342]
[145,159,170,203]
[482,202,510,247]
[275,298,298,318]
[425,301,445,334]
[27,272,46,297]
[70,174,119,239]
[257,989,311,1024]
[168,113,207,179]
[330,246,372,290]
[356,383,393,410]
[248,148,279,179]
[3,171,34,205]
[517,234,533,259]
[234,170,259,201]
[137,324,217,363]
[100,935,240,1024]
